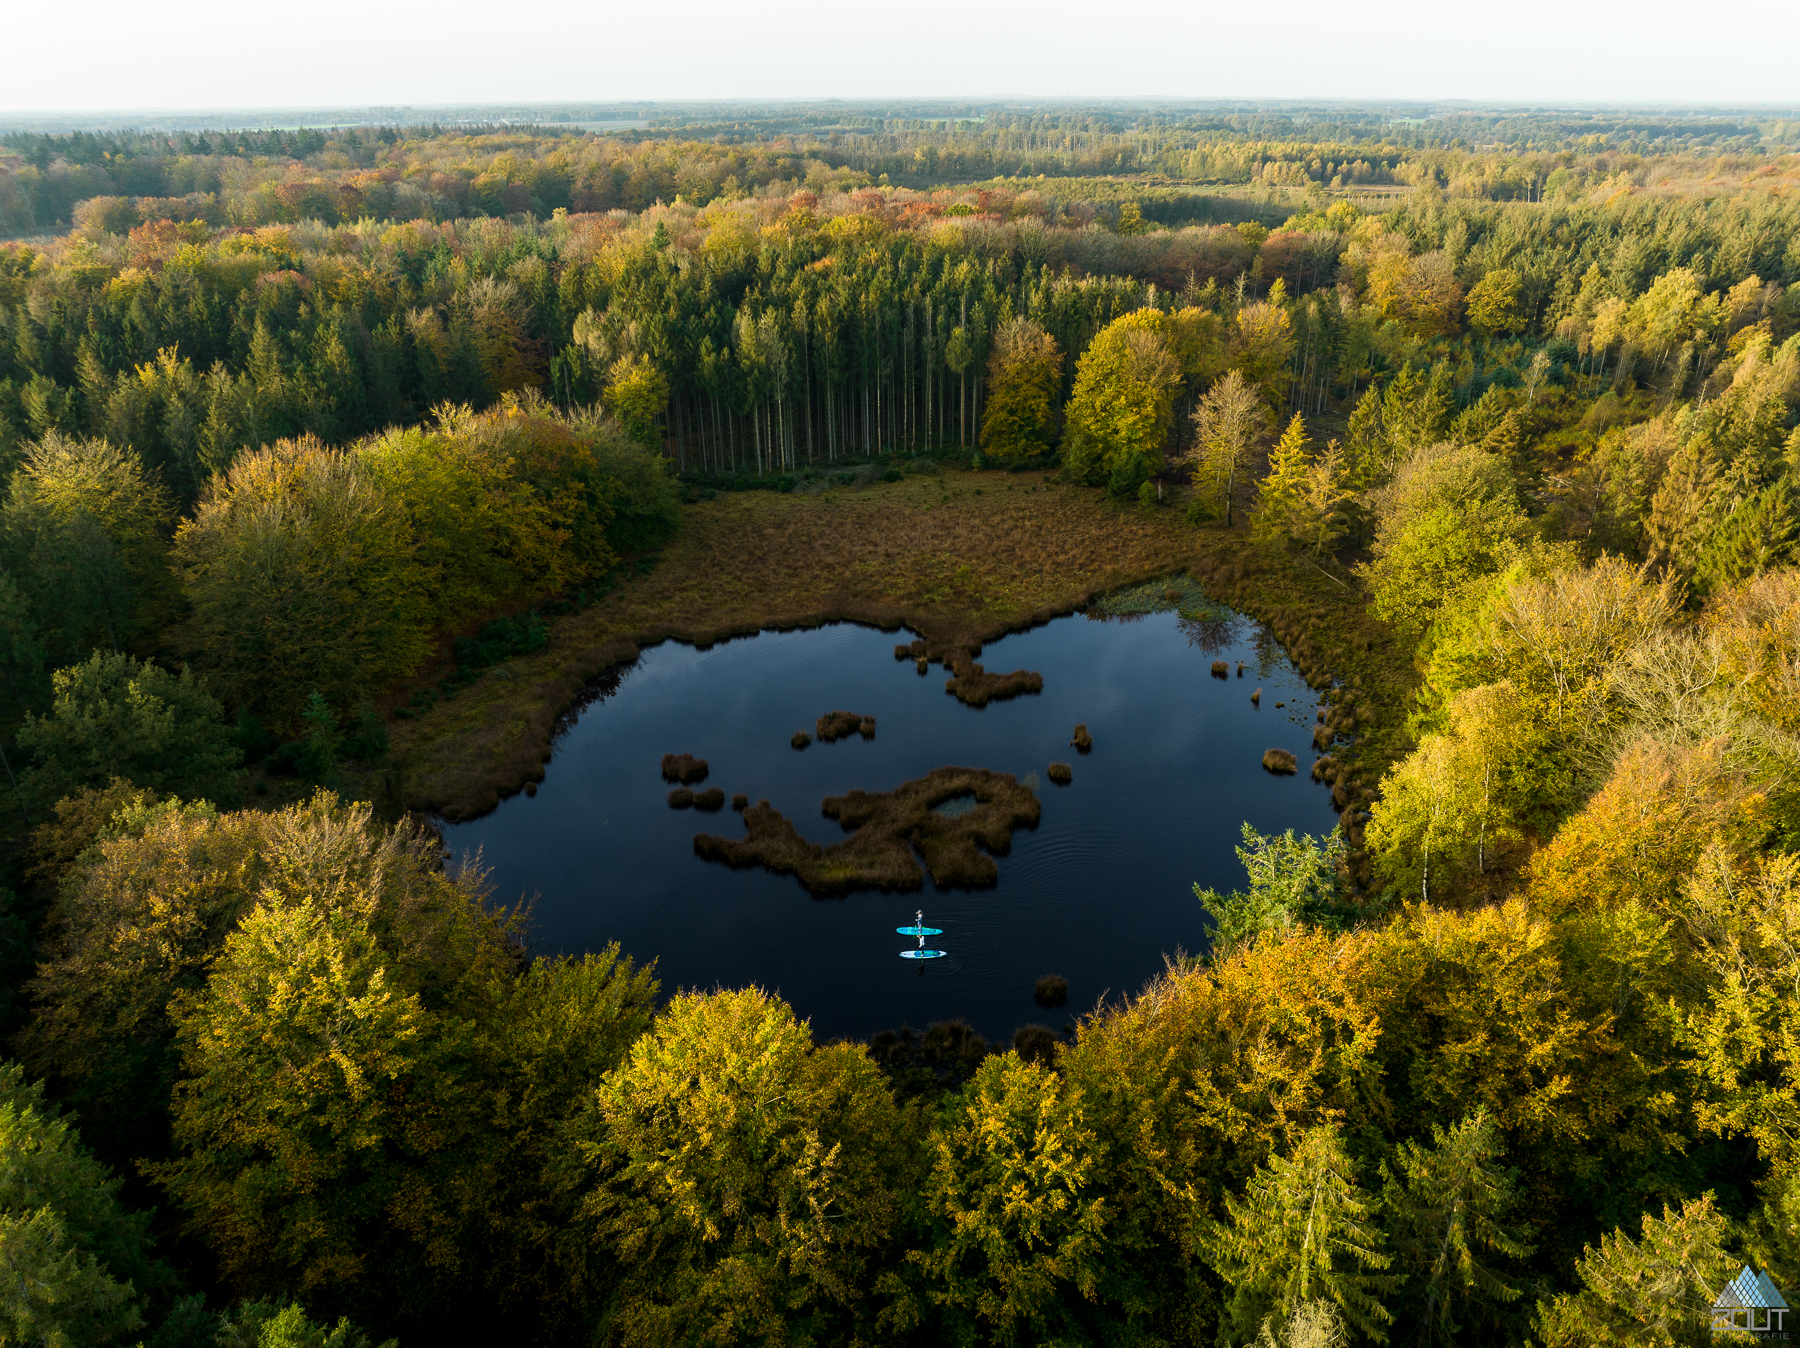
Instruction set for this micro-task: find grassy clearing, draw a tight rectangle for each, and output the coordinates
[380,469,1417,830]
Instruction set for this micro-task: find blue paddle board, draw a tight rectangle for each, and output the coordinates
[896,925,943,936]
[900,949,946,960]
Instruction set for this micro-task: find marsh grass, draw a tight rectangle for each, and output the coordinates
[693,766,1041,896]
[1089,573,1215,618]
[693,787,725,811]
[791,731,812,749]
[732,793,748,810]
[1047,762,1073,784]
[1262,748,1299,775]
[668,788,695,808]
[1035,975,1069,1007]
[1071,724,1092,753]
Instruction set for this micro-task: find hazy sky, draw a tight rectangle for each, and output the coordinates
[7,0,1798,111]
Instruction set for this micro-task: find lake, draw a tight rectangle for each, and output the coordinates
[443,590,1339,1046]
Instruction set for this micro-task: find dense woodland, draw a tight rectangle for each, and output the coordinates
[3,107,1800,1347]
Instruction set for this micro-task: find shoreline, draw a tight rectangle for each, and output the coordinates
[377,470,1414,831]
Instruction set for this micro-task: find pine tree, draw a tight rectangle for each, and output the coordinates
[1209,1123,1399,1344]
[1382,1111,1534,1346]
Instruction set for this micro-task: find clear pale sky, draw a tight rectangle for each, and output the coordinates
[6,0,1798,111]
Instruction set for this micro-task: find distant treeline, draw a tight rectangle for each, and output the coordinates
[6,113,1800,237]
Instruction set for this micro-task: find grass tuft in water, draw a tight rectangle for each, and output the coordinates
[1262,748,1298,775]
[661,752,709,784]
[1012,1024,1060,1066]
[816,710,876,742]
[945,660,1043,707]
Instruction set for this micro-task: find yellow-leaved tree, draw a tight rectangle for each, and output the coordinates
[569,987,912,1347]
[1061,309,1184,496]
[912,1053,1110,1344]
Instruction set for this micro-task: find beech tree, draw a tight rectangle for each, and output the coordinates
[1466,267,1524,336]
[980,319,1062,460]
[173,437,428,724]
[1,433,176,667]
[913,1053,1111,1344]
[1061,310,1183,495]
[569,987,910,1347]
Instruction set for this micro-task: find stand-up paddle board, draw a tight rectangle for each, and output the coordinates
[896,925,943,936]
[900,949,946,959]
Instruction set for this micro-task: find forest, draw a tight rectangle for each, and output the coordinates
[2,104,1800,1347]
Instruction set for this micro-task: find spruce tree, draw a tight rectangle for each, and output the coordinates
[1208,1123,1398,1345]
[1253,414,1312,549]
[1344,384,1386,489]
[1382,1111,1534,1346]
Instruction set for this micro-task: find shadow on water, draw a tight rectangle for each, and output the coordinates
[443,604,1339,1044]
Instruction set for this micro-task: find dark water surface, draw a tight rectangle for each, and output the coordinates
[444,607,1338,1045]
